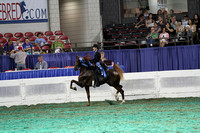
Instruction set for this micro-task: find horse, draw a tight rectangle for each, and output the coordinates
[70,55,125,106]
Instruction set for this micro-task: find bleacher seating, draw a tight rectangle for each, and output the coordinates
[45,31,54,36]
[4,33,13,38]
[25,32,34,38]
[14,32,24,38]
[0,30,72,54]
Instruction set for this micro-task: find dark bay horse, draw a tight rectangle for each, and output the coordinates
[70,55,125,106]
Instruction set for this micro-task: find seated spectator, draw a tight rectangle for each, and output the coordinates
[166,23,176,39]
[188,19,197,44]
[101,52,106,62]
[145,13,154,28]
[10,47,27,70]
[3,40,14,55]
[23,39,33,54]
[182,15,189,27]
[51,37,64,53]
[35,55,48,70]
[146,27,158,47]
[135,14,145,29]
[35,32,46,47]
[170,16,178,30]
[159,28,169,47]
[176,20,185,40]
[154,22,162,33]
[14,39,23,51]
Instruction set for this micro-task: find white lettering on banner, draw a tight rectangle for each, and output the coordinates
[0,0,48,24]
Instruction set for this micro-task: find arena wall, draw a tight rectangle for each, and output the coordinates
[1,69,200,107]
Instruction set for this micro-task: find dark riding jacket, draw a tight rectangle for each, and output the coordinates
[90,50,101,64]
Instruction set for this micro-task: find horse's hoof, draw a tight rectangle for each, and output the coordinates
[86,104,90,106]
[115,95,119,101]
[73,87,77,91]
[120,100,125,104]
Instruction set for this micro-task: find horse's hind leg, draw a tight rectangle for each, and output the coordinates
[115,90,119,101]
[85,86,90,106]
[115,85,125,104]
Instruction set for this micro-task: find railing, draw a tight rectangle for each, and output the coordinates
[1,69,200,107]
[0,35,198,55]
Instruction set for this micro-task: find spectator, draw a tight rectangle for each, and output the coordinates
[176,20,185,40]
[188,19,197,44]
[10,47,27,70]
[14,39,23,51]
[182,15,189,27]
[154,22,162,33]
[145,13,154,28]
[193,14,200,42]
[146,27,158,47]
[51,37,64,53]
[156,9,163,20]
[23,39,33,54]
[169,9,174,15]
[101,52,106,62]
[157,9,163,16]
[159,28,169,47]
[170,16,178,30]
[35,55,48,70]
[35,32,46,47]
[166,22,176,40]
[3,40,14,55]
[135,14,145,29]
[193,14,200,29]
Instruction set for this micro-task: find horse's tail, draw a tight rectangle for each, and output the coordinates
[113,64,124,80]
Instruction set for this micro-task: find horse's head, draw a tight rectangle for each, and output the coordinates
[74,54,92,71]
[74,55,81,71]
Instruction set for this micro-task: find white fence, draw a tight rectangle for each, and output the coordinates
[1,69,200,107]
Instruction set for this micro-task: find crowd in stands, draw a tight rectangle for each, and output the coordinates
[0,31,72,56]
[103,9,200,48]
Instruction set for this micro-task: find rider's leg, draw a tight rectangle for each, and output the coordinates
[96,62,107,77]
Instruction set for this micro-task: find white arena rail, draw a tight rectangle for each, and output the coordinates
[1,69,200,107]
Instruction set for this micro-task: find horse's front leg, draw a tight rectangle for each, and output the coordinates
[85,86,90,106]
[70,80,84,91]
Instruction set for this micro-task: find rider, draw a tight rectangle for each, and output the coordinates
[90,44,107,87]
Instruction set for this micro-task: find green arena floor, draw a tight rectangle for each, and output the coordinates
[0,98,200,133]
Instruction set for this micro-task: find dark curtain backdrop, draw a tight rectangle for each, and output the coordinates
[1,45,200,73]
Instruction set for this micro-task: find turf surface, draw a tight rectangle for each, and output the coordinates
[0,98,200,132]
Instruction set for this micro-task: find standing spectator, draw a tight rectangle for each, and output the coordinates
[182,15,189,27]
[166,22,176,40]
[23,38,33,54]
[193,14,200,29]
[159,28,169,47]
[145,13,154,28]
[176,20,185,40]
[35,55,48,70]
[10,47,27,70]
[3,40,14,55]
[51,37,64,53]
[171,16,178,30]
[14,39,23,51]
[154,22,162,33]
[193,14,200,42]
[135,14,145,29]
[188,19,197,44]
[146,27,158,47]
[35,32,46,47]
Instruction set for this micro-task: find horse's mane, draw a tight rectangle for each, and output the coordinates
[83,54,91,61]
